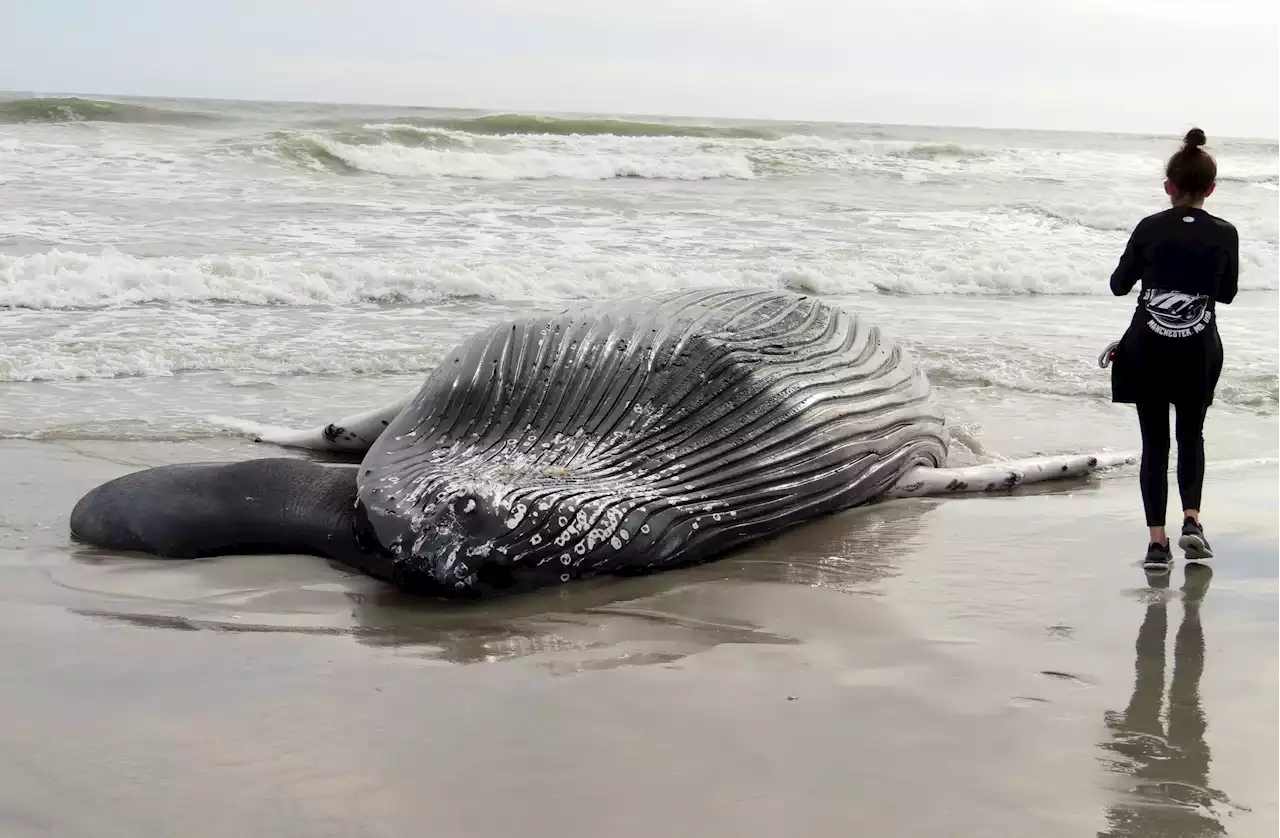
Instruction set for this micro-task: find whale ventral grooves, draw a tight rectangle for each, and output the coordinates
[356,288,948,597]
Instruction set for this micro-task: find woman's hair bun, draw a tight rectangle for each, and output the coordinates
[1184,128,1207,149]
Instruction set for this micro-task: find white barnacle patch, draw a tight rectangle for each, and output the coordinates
[558,517,567,526]
[574,543,587,555]
[610,536,622,550]
[531,534,542,545]
[560,573,571,583]
[641,524,651,534]
[713,513,722,521]
[560,554,571,565]
[462,498,477,513]
[618,529,629,541]
[465,543,493,558]
[505,503,528,529]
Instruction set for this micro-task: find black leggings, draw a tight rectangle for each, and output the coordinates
[1136,401,1209,528]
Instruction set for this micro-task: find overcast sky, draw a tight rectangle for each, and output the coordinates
[3,0,1277,136]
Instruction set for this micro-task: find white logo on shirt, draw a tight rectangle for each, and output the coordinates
[1142,288,1212,338]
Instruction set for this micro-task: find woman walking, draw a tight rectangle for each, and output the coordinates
[1109,128,1239,572]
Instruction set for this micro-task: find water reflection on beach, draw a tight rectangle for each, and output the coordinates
[1098,566,1247,837]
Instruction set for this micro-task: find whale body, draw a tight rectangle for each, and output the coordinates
[71,288,1131,598]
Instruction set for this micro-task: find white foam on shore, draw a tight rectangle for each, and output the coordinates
[4,242,1276,312]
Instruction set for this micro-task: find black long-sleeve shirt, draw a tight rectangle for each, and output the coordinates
[1107,206,1237,405]
[1111,206,1239,305]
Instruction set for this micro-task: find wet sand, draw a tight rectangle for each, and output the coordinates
[1,437,1275,837]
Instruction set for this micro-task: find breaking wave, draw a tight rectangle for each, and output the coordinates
[4,246,1276,313]
[384,113,774,139]
[1219,173,1279,191]
[888,142,988,160]
[261,132,755,180]
[923,353,1278,414]
[0,96,218,125]
[245,131,1058,182]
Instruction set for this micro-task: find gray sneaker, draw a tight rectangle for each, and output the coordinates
[1178,517,1214,562]
[1143,540,1172,573]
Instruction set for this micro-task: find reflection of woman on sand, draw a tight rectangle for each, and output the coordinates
[1097,567,1239,837]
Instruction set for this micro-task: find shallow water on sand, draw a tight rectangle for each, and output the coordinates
[0,437,1274,837]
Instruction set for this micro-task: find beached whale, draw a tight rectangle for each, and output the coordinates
[69,288,1131,597]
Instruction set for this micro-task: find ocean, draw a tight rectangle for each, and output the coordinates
[1,93,1276,459]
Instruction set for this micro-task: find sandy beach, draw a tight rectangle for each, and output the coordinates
[1,436,1274,838]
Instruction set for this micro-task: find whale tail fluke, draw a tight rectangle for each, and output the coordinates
[888,452,1136,499]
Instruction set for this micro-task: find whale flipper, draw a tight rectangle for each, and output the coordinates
[212,392,416,453]
[888,452,1135,498]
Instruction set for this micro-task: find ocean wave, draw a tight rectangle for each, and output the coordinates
[260,132,755,180]
[0,340,445,382]
[923,356,1278,414]
[1011,199,1279,244]
[1011,203,1140,233]
[386,113,774,139]
[4,246,1276,313]
[888,142,988,160]
[0,96,218,126]
[0,421,233,442]
[214,124,1280,185]
[260,126,472,159]
[248,130,1017,182]
[6,329,1273,416]
[1220,173,1280,191]
[359,123,475,147]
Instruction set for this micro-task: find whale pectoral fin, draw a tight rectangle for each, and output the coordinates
[887,452,1136,499]
[209,392,416,453]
